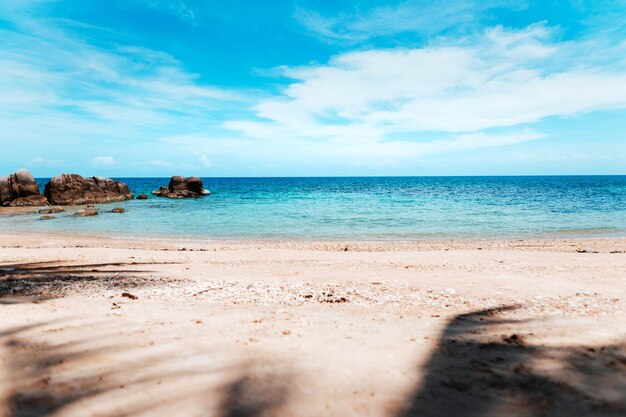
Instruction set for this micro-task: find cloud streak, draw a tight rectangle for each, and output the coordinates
[92,156,117,167]
[295,0,528,43]
[0,0,240,147]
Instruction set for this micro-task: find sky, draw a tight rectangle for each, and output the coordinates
[1,0,625,177]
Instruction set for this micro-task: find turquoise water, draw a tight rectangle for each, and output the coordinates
[1,176,625,240]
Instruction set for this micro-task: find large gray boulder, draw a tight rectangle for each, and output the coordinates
[44,174,133,205]
[152,176,210,198]
[0,169,49,207]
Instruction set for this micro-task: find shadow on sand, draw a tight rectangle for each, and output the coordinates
[0,261,182,300]
[0,305,624,416]
[395,306,626,417]
[0,321,292,417]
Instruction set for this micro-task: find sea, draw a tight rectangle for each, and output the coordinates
[1,176,625,240]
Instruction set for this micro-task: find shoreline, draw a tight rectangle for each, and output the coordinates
[2,232,624,313]
[1,231,626,252]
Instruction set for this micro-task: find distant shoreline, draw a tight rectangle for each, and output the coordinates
[1,232,624,254]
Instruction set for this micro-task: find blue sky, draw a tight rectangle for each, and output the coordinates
[1,0,625,177]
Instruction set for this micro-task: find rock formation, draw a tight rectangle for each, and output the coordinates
[136,193,148,200]
[0,169,49,207]
[111,207,125,213]
[152,176,210,198]
[44,174,133,205]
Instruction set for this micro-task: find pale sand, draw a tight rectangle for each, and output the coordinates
[0,233,625,416]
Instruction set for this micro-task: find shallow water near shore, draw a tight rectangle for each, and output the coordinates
[1,176,625,240]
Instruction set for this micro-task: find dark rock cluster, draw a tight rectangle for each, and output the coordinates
[152,176,210,198]
[1,170,210,213]
[1,169,134,208]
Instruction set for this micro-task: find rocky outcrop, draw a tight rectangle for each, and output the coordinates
[152,176,210,198]
[44,174,133,205]
[111,207,125,213]
[136,193,148,200]
[0,169,48,207]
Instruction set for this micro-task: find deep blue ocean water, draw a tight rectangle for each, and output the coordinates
[1,176,625,240]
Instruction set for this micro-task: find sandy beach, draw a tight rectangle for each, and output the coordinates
[0,232,624,416]
[3,0,626,415]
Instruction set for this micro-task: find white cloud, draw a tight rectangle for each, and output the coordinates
[307,131,544,162]
[29,156,64,167]
[155,130,543,171]
[92,156,116,167]
[197,153,212,168]
[148,159,173,168]
[225,24,626,145]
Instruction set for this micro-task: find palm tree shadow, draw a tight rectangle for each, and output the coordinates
[3,305,623,417]
[0,321,293,417]
[396,306,626,417]
[0,260,182,300]
[218,371,292,417]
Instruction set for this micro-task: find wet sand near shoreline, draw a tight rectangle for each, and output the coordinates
[1,233,625,416]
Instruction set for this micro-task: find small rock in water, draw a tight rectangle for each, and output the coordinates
[111,207,125,213]
[75,206,98,216]
[136,193,148,200]
[39,207,65,214]
[39,215,55,220]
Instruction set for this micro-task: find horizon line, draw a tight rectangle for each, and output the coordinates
[30,174,626,179]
